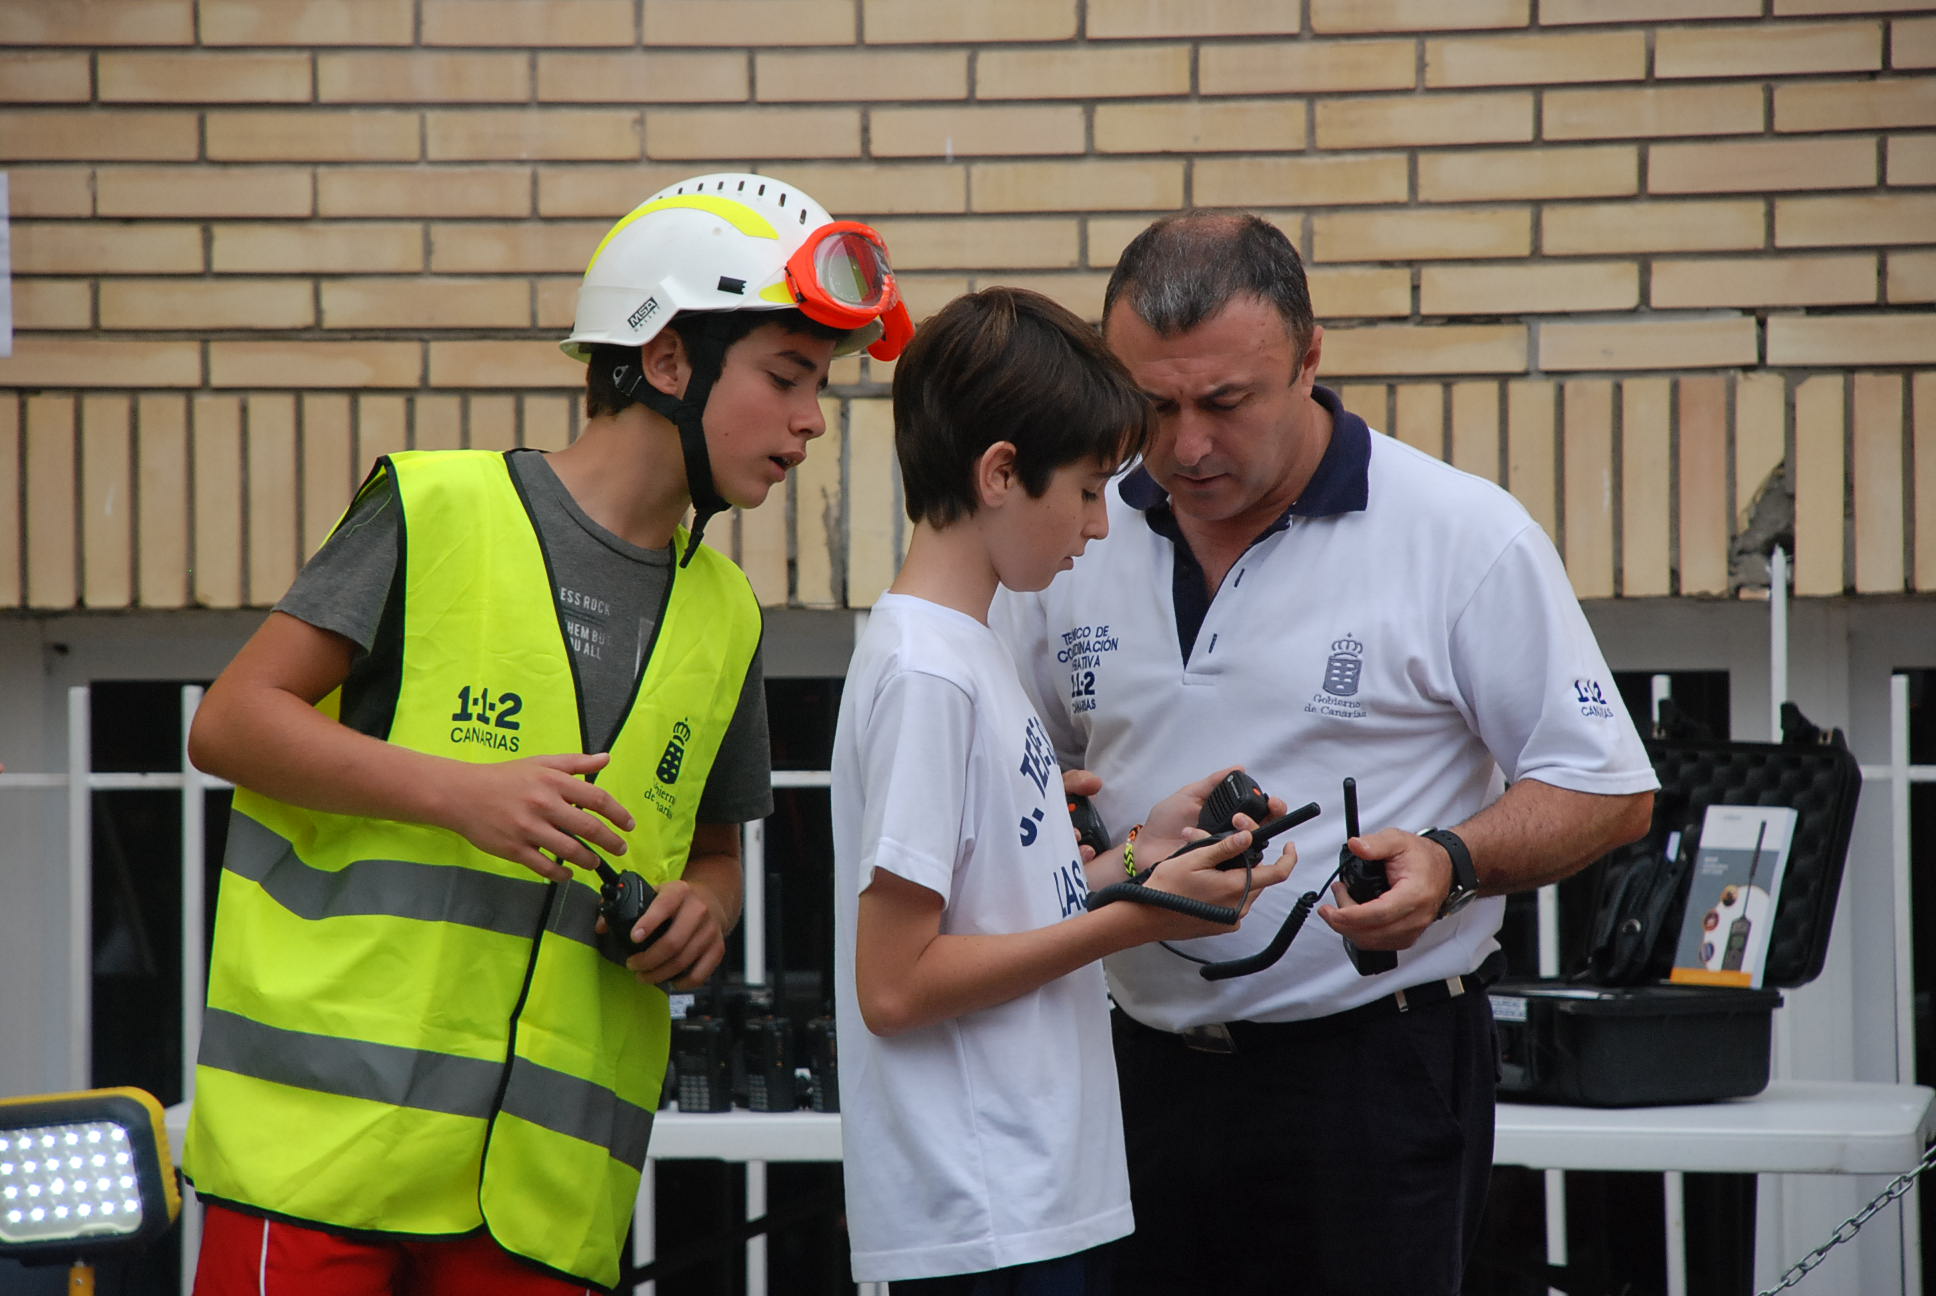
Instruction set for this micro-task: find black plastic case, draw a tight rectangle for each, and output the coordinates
[1490,704,1861,1107]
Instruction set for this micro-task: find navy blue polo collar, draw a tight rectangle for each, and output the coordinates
[1119,385,1369,663]
[1118,384,1370,524]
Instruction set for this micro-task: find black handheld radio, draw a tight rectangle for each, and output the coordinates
[1337,777,1397,976]
[592,860,675,965]
[1198,770,1273,870]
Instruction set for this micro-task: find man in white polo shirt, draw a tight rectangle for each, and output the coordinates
[990,210,1658,1295]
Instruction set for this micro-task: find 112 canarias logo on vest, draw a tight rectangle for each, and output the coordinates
[450,683,523,751]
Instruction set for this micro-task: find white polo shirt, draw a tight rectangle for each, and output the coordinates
[990,389,1657,1030]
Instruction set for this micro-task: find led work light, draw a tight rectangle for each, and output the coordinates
[0,1087,180,1291]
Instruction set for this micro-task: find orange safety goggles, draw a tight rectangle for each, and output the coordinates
[784,221,914,361]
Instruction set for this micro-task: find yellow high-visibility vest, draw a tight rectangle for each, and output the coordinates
[184,450,760,1288]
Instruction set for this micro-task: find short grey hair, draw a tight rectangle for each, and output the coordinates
[1102,211,1314,358]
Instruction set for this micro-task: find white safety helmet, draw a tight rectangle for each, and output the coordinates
[561,172,911,364]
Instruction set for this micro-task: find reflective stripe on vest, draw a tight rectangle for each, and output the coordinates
[184,450,761,1289]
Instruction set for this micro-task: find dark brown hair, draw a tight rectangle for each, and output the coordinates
[891,287,1151,527]
[583,307,845,420]
[1103,210,1315,359]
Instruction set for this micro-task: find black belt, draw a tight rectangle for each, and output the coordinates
[1119,951,1506,1055]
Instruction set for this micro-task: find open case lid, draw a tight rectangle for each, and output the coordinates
[1584,702,1861,990]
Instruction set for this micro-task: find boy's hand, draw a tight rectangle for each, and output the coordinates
[1143,766,1290,843]
[444,752,637,881]
[607,877,729,990]
[1132,817,1297,941]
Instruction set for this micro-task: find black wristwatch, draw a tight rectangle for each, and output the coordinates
[1421,828,1479,920]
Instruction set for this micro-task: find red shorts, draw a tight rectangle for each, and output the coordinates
[192,1201,600,1296]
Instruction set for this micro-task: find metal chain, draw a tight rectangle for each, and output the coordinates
[1757,1142,1936,1295]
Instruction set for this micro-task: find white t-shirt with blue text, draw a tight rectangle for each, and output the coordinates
[831,593,1132,1283]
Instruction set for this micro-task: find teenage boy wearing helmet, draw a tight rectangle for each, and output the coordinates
[181,173,911,1295]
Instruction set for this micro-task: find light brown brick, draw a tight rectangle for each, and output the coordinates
[1083,0,1305,38]
[647,106,859,160]
[1651,253,1878,308]
[1850,373,1906,592]
[737,163,967,216]
[134,394,191,607]
[321,277,530,329]
[1546,85,1766,140]
[1884,131,1935,180]
[970,160,1184,213]
[966,271,1112,320]
[201,0,413,45]
[1543,0,1757,20]
[422,0,637,46]
[1312,0,1526,33]
[429,222,606,274]
[535,276,577,331]
[0,0,193,45]
[870,105,1084,158]
[1425,31,1647,87]
[80,395,134,607]
[100,52,311,103]
[1776,0,1932,13]
[102,278,315,330]
[0,110,198,161]
[758,50,965,102]
[1656,21,1883,79]
[322,278,535,330]
[427,110,641,162]
[534,164,729,218]
[1097,100,1308,154]
[1775,78,1936,132]
[1201,39,1414,94]
[207,110,421,163]
[1898,17,1936,69]
[1421,261,1637,315]
[1543,200,1766,255]
[1318,92,1533,149]
[0,338,201,388]
[1652,136,1878,196]
[1316,208,1531,263]
[209,341,422,389]
[13,222,203,274]
[1777,194,1936,247]
[13,279,92,330]
[1194,154,1408,208]
[1319,324,1528,377]
[99,166,313,218]
[863,0,1072,42]
[23,396,78,609]
[979,45,1191,99]
[1887,250,1936,302]
[0,53,91,101]
[428,341,583,389]
[8,168,96,217]
[1419,145,1636,202]
[1766,313,1936,366]
[536,52,747,104]
[212,223,425,274]
[321,166,532,218]
[1308,267,1412,319]
[1539,318,1758,372]
[885,217,1079,270]
[645,0,857,45]
[319,53,530,104]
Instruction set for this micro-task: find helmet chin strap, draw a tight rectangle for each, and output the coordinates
[610,321,734,568]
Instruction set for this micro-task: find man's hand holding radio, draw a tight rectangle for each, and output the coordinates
[1320,828,1455,952]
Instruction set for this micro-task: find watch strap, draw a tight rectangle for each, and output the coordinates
[1422,827,1478,918]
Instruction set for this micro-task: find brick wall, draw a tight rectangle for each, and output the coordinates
[1,0,1931,610]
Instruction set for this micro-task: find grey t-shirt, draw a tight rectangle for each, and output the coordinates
[279,448,774,825]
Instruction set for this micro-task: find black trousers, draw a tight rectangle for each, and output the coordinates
[890,1244,1116,1296]
[1108,985,1497,1296]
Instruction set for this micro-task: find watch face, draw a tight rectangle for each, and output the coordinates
[1440,886,1478,918]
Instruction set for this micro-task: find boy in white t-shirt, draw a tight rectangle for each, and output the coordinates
[831,287,1297,1294]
